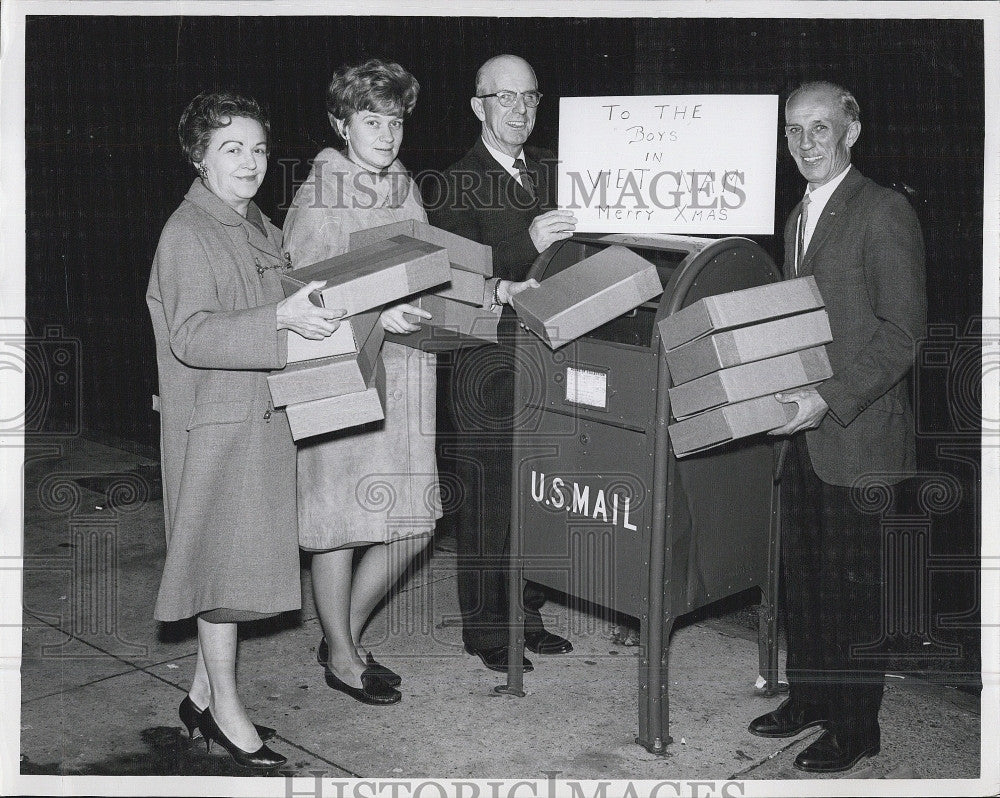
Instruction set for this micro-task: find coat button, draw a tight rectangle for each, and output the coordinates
[392,389,404,401]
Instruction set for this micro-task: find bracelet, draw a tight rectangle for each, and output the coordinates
[493,279,504,307]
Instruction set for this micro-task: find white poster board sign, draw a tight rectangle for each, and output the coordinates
[558,95,779,234]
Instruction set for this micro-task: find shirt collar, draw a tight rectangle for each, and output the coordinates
[805,164,852,207]
[481,138,524,172]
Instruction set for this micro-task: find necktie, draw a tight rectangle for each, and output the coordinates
[513,157,535,199]
[796,193,811,276]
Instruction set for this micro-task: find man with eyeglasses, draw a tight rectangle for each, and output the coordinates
[748,81,926,773]
[429,54,576,673]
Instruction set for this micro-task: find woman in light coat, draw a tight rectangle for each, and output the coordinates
[147,91,340,769]
[283,60,440,705]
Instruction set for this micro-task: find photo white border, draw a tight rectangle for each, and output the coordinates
[1,1,997,796]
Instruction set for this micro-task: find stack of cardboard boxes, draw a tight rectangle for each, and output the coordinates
[268,235,450,441]
[658,276,835,457]
[349,220,499,348]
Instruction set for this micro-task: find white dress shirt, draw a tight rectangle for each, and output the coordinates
[801,164,852,253]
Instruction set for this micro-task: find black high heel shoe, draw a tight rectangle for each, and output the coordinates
[199,707,287,770]
[317,636,402,687]
[179,696,276,742]
[324,665,401,705]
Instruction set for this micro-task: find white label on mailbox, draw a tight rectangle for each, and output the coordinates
[566,367,607,409]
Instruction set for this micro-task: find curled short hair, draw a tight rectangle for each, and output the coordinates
[178,91,271,167]
[325,59,420,135]
[786,81,861,124]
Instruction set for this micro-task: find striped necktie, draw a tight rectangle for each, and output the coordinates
[513,157,535,199]
[796,193,811,276]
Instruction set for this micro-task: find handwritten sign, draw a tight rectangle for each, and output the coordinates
[558,95,778,234]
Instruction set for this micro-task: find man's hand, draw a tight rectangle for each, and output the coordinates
[380,302,432,334]
[276,280,344,339]
[529,209,577,253]
[495,278,540,305]
[769,387,829,436]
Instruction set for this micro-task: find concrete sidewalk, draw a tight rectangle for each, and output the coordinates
[13,437,984,787]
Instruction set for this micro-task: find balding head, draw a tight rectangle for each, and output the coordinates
[475,55,537,96]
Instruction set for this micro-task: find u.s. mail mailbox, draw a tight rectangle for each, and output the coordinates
[503,233,786,754]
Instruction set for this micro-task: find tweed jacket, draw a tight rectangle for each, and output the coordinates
[784,166,927,487]
[428,138,556,282]
[146,179,300,621]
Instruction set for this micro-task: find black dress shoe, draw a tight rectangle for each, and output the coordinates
[178,695,276,742]
[748,698,828,738]
[324,666,401,705]
[793,730,880,773]
[523,630,573,655]
[464,643,534,673]
[199,708,286,770]
[317,637,401,687]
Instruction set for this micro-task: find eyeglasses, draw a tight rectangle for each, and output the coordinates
[476,90,543,108]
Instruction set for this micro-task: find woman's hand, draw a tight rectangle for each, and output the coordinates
[380,302,432,334]
[276,281,345,339]
[496,278,540,305]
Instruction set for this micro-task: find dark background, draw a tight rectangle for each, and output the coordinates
[24,15,984,683]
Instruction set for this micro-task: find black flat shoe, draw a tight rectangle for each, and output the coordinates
[199,707,286,770]
[317,637,402,687]
[464,643,534,673]
[365,652,402,687]
[179,695,275,742]
[748,697,828,738]
[523,630,573,655]
[324,666,401,705]
[793,730,880,773]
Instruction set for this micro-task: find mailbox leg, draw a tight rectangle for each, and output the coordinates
[498,336,527,699]
[637,348,676,754]
[497,543,526,697]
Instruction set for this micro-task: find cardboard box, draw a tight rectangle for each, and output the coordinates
[348,219,493,276]
[668,393,798,458]
[511,245,662,349]
[285,308,381,364]
[285,357,386,442]
[281,235,450,316]
[668,346,833,420]
[658,276,825,351]
[387,293,502,348]
[662,309,833,385]
[268,314,384,407]
[436,267,489,307]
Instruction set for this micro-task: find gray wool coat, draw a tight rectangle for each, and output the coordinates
[147,179,300,622]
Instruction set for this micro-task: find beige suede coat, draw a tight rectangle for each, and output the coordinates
[283,148,441,550]
[147,180,300,621]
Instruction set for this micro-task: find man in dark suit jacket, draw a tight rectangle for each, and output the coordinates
[748,81,927,772]
[428,54,577,672]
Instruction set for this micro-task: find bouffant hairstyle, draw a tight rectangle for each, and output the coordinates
[178,91,271,167]
[325,59,420,140]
